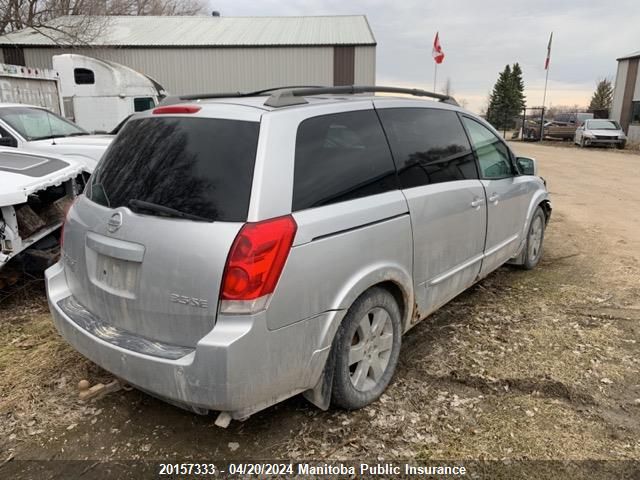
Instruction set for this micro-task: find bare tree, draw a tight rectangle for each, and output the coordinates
[545,104,589,119]
[0,0,207,42]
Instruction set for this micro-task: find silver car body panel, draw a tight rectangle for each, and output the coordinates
[62,195,241,347]
[479,176,534,276]
[46,94,551,418]
[401,180,486,317]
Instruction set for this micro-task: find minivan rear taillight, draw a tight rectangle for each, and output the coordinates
[220,215,297,314]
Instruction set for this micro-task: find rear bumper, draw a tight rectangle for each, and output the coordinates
[45,262,333,418]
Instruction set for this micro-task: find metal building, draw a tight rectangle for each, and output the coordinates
[612,50,640,143]
[0,15,376,95]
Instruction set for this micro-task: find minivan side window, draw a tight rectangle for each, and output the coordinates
[377,108,477,188]
[461,117,513,179]
[293,110,398,211]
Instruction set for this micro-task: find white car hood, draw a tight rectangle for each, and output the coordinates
[587,129,623,136]
[0,148,87,206]
[25,134,113,172]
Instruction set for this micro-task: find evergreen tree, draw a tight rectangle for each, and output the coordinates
[588,79,613,111]
[486,65,512,129]
[486,64,527,130]
[510,63,526,112]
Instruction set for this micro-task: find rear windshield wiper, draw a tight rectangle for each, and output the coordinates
[128,199,213,222]
[66,132,90,136]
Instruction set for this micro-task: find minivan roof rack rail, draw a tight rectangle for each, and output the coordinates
[263,85,459,108]
[159,86,326,106]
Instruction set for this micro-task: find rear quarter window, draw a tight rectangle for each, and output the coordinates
[88,117,259,222]
[293,110,398,211]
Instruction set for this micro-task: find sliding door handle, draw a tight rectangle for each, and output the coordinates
[470,198,484,208]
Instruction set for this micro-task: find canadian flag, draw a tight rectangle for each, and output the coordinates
[544,32,553,70]
[432,32,445,64]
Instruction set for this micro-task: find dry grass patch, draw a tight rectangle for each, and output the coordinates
[0,286,109,451]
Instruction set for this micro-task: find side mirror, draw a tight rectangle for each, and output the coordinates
[0,136,18,148]
[516,156,537,176]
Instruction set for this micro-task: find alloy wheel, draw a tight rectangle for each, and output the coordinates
[348,307,394,392]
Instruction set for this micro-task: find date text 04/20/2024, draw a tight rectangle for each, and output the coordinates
[158,463,468,476]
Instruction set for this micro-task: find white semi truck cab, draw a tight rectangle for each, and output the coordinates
[52,54,166,133]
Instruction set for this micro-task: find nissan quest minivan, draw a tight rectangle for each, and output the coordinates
[46,86,551,425]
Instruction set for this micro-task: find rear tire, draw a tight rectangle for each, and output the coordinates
[522,207,546,270]
[330,287,402,410]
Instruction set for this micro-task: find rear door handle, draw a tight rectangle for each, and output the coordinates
[470,198,484,208]
[488,193,500,203]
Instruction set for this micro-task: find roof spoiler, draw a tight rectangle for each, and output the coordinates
[263,85,459,107]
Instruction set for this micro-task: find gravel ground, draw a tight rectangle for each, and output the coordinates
[1,142,639,477]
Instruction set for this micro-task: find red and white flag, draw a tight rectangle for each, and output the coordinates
[432,32,445,64]
[544,32,553,70]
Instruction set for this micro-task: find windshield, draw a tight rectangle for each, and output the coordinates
[586,119,621,130]
[0,106,88,141]
[87,116,259,222]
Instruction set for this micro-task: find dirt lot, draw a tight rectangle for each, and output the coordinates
[1,143,639,474]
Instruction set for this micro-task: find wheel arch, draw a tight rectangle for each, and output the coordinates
[329,263,414,336]
[303,265,413,410]
[510,193,551,266]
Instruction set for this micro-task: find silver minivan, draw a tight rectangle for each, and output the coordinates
[46,86,551,424]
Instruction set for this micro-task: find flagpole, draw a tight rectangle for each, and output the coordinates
[541,65,550,112]
[433,63,438,92]
[541,32,552,140]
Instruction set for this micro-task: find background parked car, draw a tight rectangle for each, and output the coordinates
[574,119,626,149]
[0,103,112,171]
[553,112,594,126]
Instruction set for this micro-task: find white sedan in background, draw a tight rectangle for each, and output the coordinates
[0,104,113,172]
[574,119,626,149]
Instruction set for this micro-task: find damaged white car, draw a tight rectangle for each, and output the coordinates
[0,148,87,271]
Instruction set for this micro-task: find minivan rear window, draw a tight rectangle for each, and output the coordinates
[87,117,259,222]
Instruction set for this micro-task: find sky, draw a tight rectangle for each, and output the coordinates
[208,0,638,113]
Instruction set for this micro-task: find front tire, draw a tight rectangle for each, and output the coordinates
[522,207,546,270]
[330,287,402,410]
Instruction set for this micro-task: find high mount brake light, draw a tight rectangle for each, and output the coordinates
[152,105,201,115]
[220,215,297,314]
